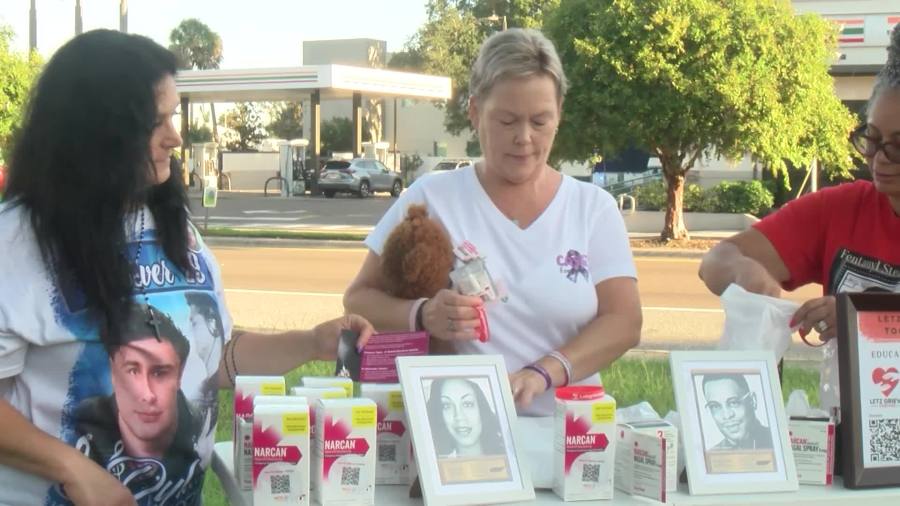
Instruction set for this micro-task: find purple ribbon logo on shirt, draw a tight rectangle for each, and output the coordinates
[556,250,589,283]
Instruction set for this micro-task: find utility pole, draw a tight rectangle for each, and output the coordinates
[75,0,83,35]
[119,0,128,33]
[29,0,37,52]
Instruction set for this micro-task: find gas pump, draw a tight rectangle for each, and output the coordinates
[362,141,391,165]
[276,139,309,197]
[190,142,219,189]
[290,138,309,195]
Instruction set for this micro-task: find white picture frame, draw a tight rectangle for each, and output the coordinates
[396,354,535,506]
[670,350,798,495]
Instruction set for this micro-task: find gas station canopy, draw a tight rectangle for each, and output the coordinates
[176,64,451,103]
[174,64,452,174]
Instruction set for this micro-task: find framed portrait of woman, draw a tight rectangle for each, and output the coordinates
[670,350,798,495]
[396,355,534,506]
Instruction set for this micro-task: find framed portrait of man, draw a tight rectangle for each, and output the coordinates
[836,293,900,489]
[396,355,534,506]
[670,351,798,495]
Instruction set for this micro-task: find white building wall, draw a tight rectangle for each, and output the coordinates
[382,99,471,158]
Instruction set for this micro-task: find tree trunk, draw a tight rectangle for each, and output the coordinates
[662,170,690,241]
[210,102,219,143]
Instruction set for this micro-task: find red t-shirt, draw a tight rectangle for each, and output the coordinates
[754,180,900,295]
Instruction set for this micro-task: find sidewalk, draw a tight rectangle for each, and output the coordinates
[202,228,730,258]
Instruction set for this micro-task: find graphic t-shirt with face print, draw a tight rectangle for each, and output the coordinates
[0,203,232,505]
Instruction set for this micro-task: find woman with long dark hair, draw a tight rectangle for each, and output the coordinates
[426,377,506,457]
[0,30,372,505]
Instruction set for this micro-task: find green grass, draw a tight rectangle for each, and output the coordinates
[200,357,820,505]
[203,226,367,242]
[598,356,820,416]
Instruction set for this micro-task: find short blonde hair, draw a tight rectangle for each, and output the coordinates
[469,28,568,104]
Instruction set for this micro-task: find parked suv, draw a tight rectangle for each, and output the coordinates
[318,158,403,198]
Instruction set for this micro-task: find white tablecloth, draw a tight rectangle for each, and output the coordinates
[212,441,900,505]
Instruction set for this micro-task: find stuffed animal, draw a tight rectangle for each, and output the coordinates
[380,204,456,354]
[381,204,454,300]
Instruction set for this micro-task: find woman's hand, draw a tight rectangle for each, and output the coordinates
[791,296,837,344]
[509,368,547,409]
[422,289,483,341]
[313,314,376,361]
[61,458,136,506]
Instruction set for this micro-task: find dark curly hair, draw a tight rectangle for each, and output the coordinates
[4,29,190,346]
[426,377,506,456]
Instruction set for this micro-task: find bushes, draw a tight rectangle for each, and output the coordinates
[629,180,774,216]
[707,180,774,216]
[631,180,709,212]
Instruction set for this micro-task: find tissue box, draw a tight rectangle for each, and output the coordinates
[789,417,835,485]
[313,398,377,505]
[616,420,677,493]
[252,404,310,506]
[234,376,286,492]
[360,383,410,485]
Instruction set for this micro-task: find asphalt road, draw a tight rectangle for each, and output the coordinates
[189,192,396,230]
[211,245,826,361]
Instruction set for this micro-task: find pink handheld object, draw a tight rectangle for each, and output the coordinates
[475,305,490,342]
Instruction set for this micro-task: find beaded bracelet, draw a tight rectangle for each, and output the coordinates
[547,350,573,387]
[523,364,552,391]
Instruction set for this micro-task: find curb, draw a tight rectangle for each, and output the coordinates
[203,235,709,257]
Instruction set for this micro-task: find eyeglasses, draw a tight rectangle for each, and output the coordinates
[851,126,900,163]
[705,390,752,417]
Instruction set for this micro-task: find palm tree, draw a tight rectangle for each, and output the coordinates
[169,19,223,141]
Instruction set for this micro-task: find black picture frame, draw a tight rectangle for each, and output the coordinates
[836,292,900,489]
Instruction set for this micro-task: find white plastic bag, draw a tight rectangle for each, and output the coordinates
[616,401,661,424]
[517,416,554,489]
[718,283,799,362]
[785,389,830,419]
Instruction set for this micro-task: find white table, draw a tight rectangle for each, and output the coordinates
[212,441,900,505]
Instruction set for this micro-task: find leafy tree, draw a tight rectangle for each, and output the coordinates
[545,0,857,240]
[0,25,42,161]
[320,117,371,156]
[223,103,266,152]
[393,0,559,135]
[186,122,213,145]
[169,19,223,141]
[266,101,303,140]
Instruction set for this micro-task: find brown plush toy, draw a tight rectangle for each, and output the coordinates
[380,204,456,354]
[381,204,454,299]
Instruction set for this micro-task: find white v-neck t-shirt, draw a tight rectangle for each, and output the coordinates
[366,166,637,415]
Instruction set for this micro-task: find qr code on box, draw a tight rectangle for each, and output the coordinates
[581,463,600,483]
[869,418,900,462]
[378,443,397,462]
[341,465,360,486]
[270,474,291,494]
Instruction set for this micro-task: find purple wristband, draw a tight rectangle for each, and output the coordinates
[523,364,552,391]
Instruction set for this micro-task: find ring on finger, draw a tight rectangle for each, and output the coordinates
[447,318,456,332]
[815,320,829,333]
